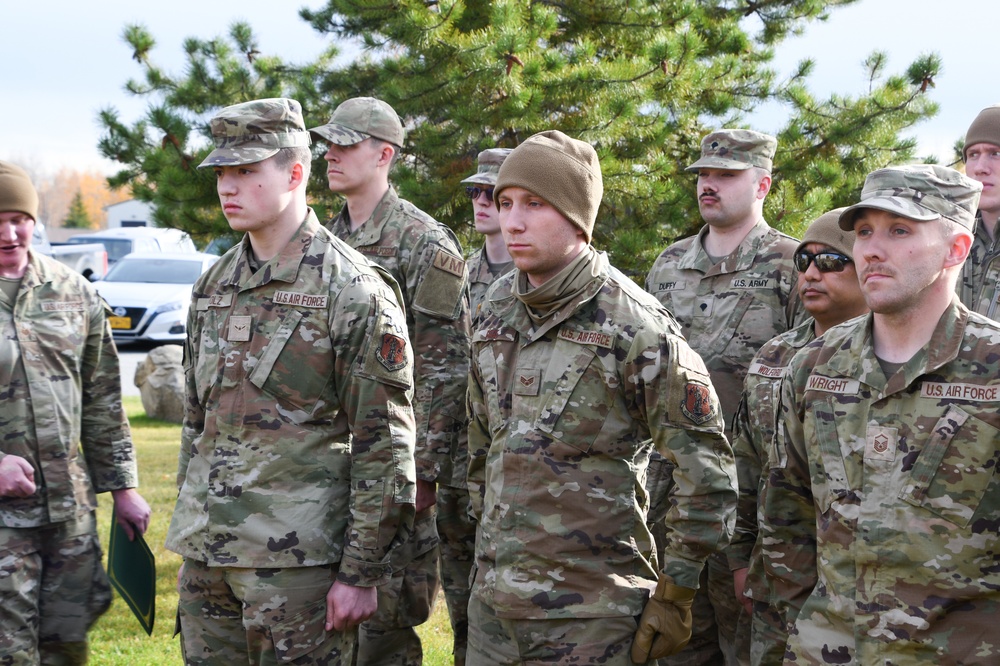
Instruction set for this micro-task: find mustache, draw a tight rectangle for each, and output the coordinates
[861,263,895,280]
[699,191,718,201]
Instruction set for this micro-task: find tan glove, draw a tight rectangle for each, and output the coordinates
[631,573,696,663]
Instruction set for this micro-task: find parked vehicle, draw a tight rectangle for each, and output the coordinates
[32,223,108,280]
[202,234,241,256]
[65,227,197,265]
[93,251,218,343]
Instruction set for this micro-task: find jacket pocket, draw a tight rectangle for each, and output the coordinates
[899,405,1000,528]
[535,343,613,454]
[808,397,850,515]
[270,599,328,662]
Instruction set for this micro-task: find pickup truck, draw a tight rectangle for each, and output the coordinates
[32,223,108,280]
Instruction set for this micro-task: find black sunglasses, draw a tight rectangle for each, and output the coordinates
[465,186,494,200]
[794,250,852,273]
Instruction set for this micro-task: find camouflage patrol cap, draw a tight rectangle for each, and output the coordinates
[796,208,853,259]
[198,98,311,168]
[685,129,777,172]
[460,148,513,186]
[309,97,405,147]
[0,160,38,221]
[839,164,982,231]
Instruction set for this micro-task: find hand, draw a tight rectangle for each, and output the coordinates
[325,581,377,632]
[0,455,36,497]
[733,567,752,615]
[631,574,696,663]
[415,478,437,513]
[112,488,152,540]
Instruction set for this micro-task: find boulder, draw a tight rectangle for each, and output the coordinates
[134,345,185,424]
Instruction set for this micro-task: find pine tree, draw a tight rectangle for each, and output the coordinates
[99,1,940,275]
[63,191,92,229]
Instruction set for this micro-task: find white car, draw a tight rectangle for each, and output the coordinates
[94,251,218,344]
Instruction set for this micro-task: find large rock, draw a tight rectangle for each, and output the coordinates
[134,345,185,424]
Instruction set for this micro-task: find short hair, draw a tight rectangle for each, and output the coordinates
[272,145,312,181]
[373,139,402,169]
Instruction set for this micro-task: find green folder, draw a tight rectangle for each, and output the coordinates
[107,509,156,635]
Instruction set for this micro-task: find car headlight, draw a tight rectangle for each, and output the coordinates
[151,301,184,316]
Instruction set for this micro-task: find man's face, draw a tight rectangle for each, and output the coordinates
[213,157,291,233]
[853,209,949,315]
[498,186,587,287]
[964,142,1000,219]
[323,138,384,197]
[0,211,35,277]
[796,242,867,326]
[695,167,767,228]
[468,184,500,236]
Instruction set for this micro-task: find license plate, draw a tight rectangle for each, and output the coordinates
[109,316,132,330]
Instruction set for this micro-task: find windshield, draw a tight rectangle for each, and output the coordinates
[67,237,133,262]
[103,258,205,284]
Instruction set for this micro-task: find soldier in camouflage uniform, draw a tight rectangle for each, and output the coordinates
[166,99,417,666]
[727,208,867,666]
[767,164,1000,664]
[0,160,151,664]
[467,130,738,665]
[463,148,514,318]
[957,104,1000,318]
[645,129,803,666]
[310,97,471,666]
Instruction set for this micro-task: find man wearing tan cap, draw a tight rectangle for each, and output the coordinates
[765,164,1000,664]
[467,130,736,665]
[167,98,417,665]
[958,104,1000,318]
[645,129,803,665]
[0,161,151,664]
[728,208,868,665]
[311,97,471,666]
[463,148,514,316]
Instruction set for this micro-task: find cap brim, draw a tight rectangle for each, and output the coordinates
[198,146,280,168]
[308,124,369,146]
[460,174,498,185]
[684,157,753,172]
[838,198,940,230]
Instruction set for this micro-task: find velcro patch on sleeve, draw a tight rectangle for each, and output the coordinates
[413,247,466,319]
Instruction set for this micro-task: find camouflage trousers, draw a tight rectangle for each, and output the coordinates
[0,511,111,666]
[646,456,750,666]
[435,484,476,666]
[467,596,639,665]
[177,558,356,665]
[749,600,786,666]
[356,506,440,666]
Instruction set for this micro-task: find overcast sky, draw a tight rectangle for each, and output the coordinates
[2,0,995,175]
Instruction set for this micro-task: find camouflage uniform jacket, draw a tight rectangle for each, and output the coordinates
[468,251,738,620]
[165,211,417,586]
[467,245,514,320]
[0,252,137,528]
[729,318,815,590]
[957,210,1000,319]
[767,299,1000,664]
[329,187,471,487]
[645,219,804,431]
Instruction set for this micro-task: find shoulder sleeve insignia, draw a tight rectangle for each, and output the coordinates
[681,381,716,425]
[377,333,408,372]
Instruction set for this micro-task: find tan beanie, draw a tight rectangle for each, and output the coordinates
[795,208,852,259]
[964,104,1000,159]
[0,160,38,221]
[494,130,603,242]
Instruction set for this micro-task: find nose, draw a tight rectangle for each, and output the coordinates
[324,145,338,161]
[803,260,823,282]
[500,204,524,234]
[216,171,236,196]
[0,223,15,242]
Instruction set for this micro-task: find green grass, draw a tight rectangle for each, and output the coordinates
[89,396,455,665]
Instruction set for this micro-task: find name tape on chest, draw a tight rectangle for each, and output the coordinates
[197,293,233,310]
[748,361,785,379]
[41,300,85,312]
[557,327,614,349]
[731,277,775,289]
[656,280,687,292]
[920,381,1000,401]
[360,246,398,258]
[806,375,860,395]
[273,291,329,309]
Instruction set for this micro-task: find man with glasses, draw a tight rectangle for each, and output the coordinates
[645,129,803,665]
[310,97,472,666]
[463,148,514,317]
[728,208,868,665]
[958,104,1000,319]
[767,164,1000,663]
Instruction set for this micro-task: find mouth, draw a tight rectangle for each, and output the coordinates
[222,203,241,214]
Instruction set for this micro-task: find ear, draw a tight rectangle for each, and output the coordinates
[943,228,973,269]
[288,162,305,190]
[756,173,772,200]
[377,143,396,168]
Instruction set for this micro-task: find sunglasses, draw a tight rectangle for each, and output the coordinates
[794,250,852,273]
[465,186,494,200]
